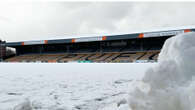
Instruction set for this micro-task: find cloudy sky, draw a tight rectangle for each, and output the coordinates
[0,2,195,42]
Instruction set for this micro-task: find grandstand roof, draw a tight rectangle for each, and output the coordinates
[6,28,195,47]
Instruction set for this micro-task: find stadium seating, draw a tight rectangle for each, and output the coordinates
[88,53,103,60]
[151,52,159,61]
[139,52,153,60]
[105,53,121,62]
[5,51,159,63]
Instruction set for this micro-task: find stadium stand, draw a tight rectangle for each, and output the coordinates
[4,51,159,63]
[3,28,195,63]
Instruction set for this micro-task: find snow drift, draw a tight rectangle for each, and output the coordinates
[128,32,195,110]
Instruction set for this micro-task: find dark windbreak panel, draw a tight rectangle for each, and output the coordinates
[106,33,139,41]
[47,39,72,44]
[6,42,22,47]
[191,29,195,32]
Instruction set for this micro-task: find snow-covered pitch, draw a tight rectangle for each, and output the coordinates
[0,63,154,110]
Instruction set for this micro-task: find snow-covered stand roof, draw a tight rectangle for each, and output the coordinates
[6,28,195,47]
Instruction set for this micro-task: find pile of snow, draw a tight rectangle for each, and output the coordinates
[129,32,195,110]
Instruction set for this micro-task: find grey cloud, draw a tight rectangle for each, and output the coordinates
[0,2,195,42]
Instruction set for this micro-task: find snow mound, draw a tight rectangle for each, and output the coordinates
[14,99,32,110]
[128,32,195,110]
